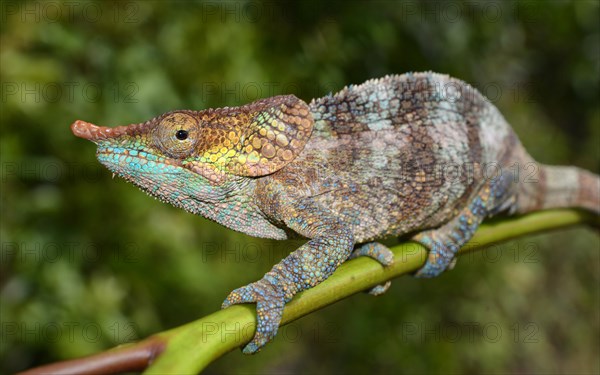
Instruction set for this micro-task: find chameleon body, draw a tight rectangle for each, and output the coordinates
[71,73,600,353]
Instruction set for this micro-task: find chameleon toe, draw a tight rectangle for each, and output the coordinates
[350,242,394,266]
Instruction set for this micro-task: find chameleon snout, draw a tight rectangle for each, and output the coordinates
[71,120,130,142]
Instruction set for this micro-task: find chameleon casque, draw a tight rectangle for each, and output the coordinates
[71,73,600,354]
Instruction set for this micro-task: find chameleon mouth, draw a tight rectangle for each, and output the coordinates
[96,148,183,172]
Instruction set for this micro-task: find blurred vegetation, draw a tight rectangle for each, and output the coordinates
[1,0,599,373]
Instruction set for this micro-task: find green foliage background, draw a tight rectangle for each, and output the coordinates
[1,1,599,373]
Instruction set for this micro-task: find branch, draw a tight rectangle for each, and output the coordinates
[20,209,599,375]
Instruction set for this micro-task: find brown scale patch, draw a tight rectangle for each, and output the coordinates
[531,167,547,211]
[447,113,484,211]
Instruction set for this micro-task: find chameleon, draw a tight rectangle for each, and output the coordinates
[71,72,600,354]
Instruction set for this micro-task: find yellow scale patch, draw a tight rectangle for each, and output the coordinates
[195,99,313,178]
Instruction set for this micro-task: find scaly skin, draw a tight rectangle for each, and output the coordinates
[71,72,600,353]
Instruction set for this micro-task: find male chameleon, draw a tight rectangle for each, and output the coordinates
[71,73,599,354]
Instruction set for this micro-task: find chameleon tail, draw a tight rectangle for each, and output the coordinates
[516,160,600,215]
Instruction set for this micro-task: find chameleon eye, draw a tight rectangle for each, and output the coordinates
[175,129,189,140]
[153,112,200,158]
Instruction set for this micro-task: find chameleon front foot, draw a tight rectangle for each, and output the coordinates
[350,242,394,294]
[221,277,285,354]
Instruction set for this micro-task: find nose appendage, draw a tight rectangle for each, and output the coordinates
[71,120,100,141]
[71,120,131,141]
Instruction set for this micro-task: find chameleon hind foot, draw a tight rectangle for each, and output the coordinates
[412,227,465,278]
[413,195,488,278]
[350,242,394,294]
[413,174,516,278]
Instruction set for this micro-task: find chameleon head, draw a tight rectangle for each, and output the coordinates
[70,95,314,212]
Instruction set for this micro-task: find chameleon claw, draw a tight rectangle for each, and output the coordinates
[242,341,261,355]
[367,280,391,296]
[221,278,285,354]
[448,257,458,271]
